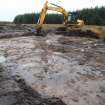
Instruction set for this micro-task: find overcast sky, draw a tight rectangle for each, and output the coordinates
[0,0,105,21]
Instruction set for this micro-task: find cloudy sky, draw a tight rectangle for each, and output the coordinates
[0,0,105,21]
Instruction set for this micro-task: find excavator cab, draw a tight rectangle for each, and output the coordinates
[70,13,77,22]
[66,12,84,28]
[66,13,77,24]
[67,14,72,22]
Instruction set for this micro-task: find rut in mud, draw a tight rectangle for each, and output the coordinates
[0,64,66,105]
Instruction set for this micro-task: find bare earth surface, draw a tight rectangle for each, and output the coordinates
[0,24,105,105]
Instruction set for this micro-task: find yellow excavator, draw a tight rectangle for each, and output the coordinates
[36,1,84,35]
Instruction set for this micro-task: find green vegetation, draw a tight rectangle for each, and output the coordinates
[13,6,105,25]
[14,13,63,24]
[76,6,105,25]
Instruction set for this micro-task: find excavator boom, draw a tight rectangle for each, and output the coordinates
[36,1,84,35]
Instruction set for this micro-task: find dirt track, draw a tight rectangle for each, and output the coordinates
[0,24,105,105]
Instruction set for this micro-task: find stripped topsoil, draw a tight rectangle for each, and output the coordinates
[0,24,105,105]
[0,24,66,105]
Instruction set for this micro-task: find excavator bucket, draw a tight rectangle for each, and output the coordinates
[36,29,46,36]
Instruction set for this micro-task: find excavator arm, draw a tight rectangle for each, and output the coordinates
[36,1,47,33]
[36,1,84,34]
[36,1,69,33]
[47,3,69,24]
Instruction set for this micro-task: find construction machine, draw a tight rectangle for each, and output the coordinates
[36,1,84,35]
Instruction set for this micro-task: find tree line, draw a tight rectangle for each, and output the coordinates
[13,6,105,25]
[76,6,105,25]
[13,13,63,24]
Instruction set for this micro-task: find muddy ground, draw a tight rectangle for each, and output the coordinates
[0,24,105,105]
